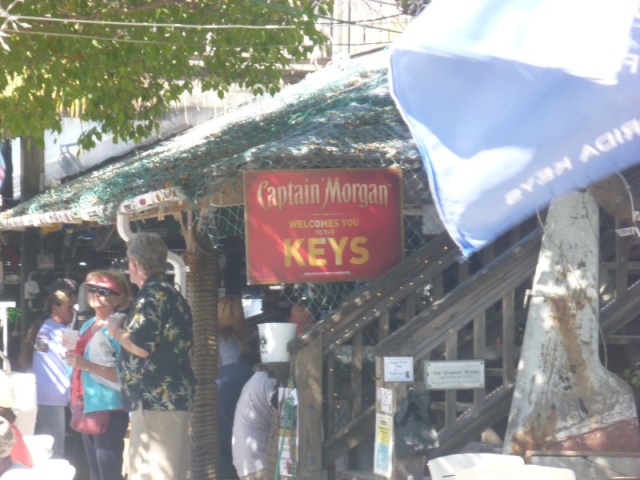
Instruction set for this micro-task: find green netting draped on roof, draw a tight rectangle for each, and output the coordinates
[2,49,431,229]
[1,49,443,319]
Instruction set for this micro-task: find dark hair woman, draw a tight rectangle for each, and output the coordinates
[19,288,76,459]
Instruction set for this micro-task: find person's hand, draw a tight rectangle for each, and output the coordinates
[107,313,125,337]
[65,352,90,371]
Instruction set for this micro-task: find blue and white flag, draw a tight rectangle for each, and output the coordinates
[390,0,640,256]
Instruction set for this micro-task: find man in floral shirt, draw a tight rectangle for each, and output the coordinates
[108,232,195,480]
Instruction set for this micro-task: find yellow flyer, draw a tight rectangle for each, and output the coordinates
[374,413,393,477]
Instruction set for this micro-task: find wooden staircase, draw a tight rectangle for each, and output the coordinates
[290,216,640,479]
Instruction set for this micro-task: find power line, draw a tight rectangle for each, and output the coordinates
[365,0,403,6]
[6,15,300,30]
[1,13,406,32]
[3,28,199,47]
[3,28,395,49]
[317,13,405,25]
[248,0,405,34]
[0,0,407,51]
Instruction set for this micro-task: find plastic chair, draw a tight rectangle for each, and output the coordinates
[21,434,53,465]
[21,435,75,479]
[0,459,75,480]
[32,459,76,479]
[428,453,525,479]
[456,464,576,480]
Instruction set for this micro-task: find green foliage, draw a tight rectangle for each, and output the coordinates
[0,0,329,149]
[624,361,640,387]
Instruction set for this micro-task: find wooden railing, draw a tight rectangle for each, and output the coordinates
[291,211,640,479]
[291,231,459,477]
[376,228,543,460]
[291,222,540,477]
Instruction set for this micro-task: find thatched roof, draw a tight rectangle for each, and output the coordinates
[0,50,429,231]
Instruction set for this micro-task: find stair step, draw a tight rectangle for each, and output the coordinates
[337,470,431,480]
[338,471,430,480]
[431,401,473,412]
[606,335,640,345]
[338,470,376,480]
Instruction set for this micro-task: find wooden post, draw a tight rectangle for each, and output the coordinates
[19,138,44,343]
[473,313,486,409]
[183,228,218,479]
[294,335,323,479]
[501,290,516,386]
[0,139,15,210]
[615,217,629,299]
[375,355,426,480]
[404,293,417,324]
[444,331,458,428]
[20,137,44,199]
[351,332,363,419]
[379,311,390,341]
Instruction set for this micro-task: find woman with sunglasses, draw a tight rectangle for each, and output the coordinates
[65,271,131,480]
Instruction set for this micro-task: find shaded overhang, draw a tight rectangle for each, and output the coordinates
[0,50,428,234]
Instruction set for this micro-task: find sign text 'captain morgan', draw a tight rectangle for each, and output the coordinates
[255,176,391,211]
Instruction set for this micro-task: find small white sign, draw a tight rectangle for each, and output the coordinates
[380,388,393,414]
[383,356,414,382]
[425,360,485,389]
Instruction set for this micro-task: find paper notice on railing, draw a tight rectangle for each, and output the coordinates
[374,413,393,478]
[379,388,393,415]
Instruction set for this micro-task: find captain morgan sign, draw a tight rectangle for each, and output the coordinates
[244,168,404,284]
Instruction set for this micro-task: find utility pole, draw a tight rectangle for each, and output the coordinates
[503,190,640,476]
[18,137,44,349]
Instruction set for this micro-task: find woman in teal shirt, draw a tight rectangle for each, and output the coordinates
[65,270,131,480]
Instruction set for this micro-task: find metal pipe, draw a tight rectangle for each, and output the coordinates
[116,189,189,297]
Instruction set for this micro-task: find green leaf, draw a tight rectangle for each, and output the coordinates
[0,0,329,149]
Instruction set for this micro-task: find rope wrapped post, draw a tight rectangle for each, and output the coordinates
[185,228,219,480]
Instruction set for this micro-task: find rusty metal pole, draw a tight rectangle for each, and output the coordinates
[503,191,640,458]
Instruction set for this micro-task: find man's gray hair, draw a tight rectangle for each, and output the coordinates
[127,232,169,277]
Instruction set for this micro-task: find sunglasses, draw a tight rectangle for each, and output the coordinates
[86,286,120,297]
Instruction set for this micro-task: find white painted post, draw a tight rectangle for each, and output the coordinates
[503,191,639,457]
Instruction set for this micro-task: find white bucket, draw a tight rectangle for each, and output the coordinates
[11,373,37,436]
[258,323,297,363]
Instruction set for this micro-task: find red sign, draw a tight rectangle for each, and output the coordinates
[244,168,404,284]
